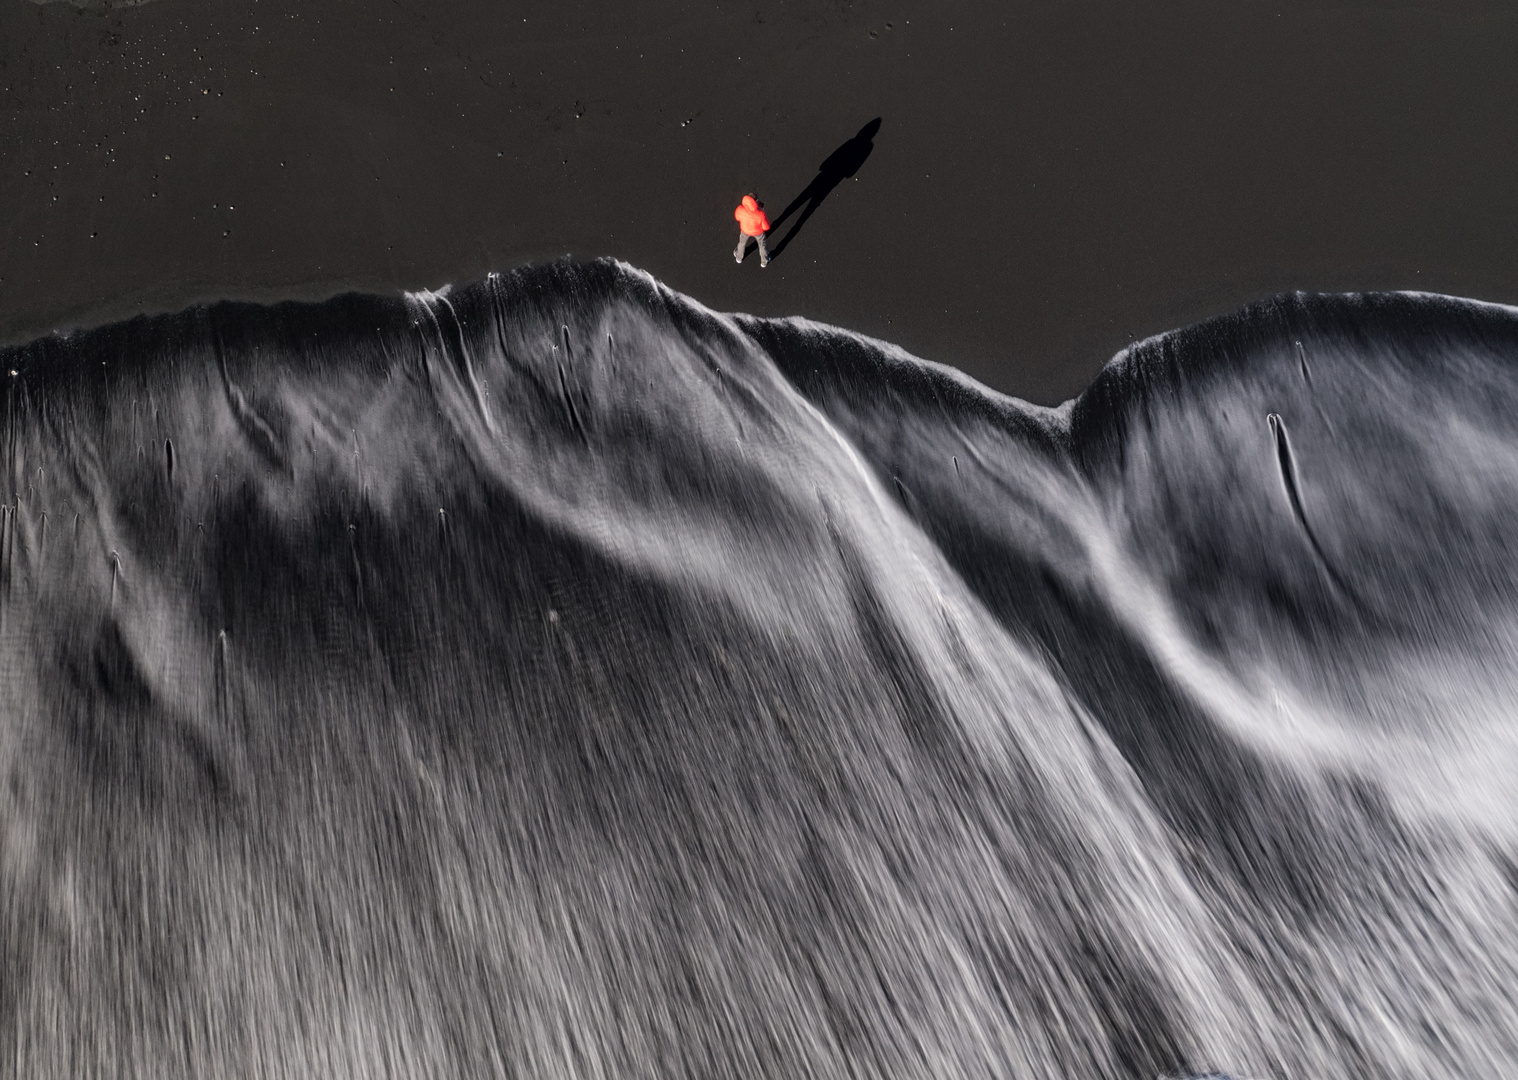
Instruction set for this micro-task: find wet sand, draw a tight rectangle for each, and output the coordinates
[5,0,1518,403]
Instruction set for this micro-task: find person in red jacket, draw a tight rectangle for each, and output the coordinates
[733,194,771,267]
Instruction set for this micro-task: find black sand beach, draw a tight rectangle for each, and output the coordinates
[8,4,1518,1078]
[6,0,1518,403]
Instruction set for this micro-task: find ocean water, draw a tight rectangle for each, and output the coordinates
[2,259,1515,1078]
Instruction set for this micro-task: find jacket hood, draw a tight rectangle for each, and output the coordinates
[742,195,758,210]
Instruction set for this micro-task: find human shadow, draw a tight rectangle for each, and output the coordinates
[767,118,881,261]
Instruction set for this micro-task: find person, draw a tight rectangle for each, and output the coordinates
[733,194,771,267]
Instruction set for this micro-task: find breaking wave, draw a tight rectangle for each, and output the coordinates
[2,259,1516,1078]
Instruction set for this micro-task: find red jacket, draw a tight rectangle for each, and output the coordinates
[734,195,770,236]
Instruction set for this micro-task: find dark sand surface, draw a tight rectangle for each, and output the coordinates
[5,0,1518,403]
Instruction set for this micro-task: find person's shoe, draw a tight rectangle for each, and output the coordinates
[760,258,769,268]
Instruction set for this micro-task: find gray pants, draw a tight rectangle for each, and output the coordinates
[734,231,769,266]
